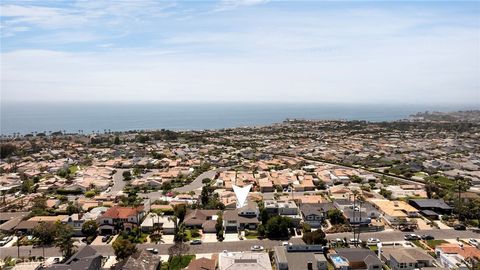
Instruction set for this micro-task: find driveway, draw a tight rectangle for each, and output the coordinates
[161,235,174,244]
[223,233,240,242]
[202,233,218,243]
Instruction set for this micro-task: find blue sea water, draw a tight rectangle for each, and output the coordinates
[0,102,477,135]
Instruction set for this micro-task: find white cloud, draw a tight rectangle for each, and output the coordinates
[1,3,478,104]
[213,0,269,12]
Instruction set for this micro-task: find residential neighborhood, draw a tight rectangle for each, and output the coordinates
[0,115,479,270]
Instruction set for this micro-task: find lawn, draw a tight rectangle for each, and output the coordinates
[369,245,378,252]
[425,240,447,249]
[411,240,424,249]
[168,255,195,270]
[68,165,80,174]
[185,229,200,241]
[244,230,259,239]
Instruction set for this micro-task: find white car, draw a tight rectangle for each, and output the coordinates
[349,238,362,244]
[251,245,264,251]
[367,238,380,245]
[468,239,479,248]
[0,236,12,246]
[282,242,292,246]
[146,248,158,254]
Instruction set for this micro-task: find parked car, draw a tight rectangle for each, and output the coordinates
[367,238,380,245]
[146,248,158,254]
[454,224,466,230]
[0,236,13,246]
[404,234,420,240]
[349,238,362,245]
[421,235,434,240]
[251,245,264,251]
[468,239,479,247]
[333,238,344,244]
[282,242,292,246]
[190,239,202,245]
[101,235,110,242]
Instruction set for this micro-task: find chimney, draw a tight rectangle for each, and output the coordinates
[307,261,313,270]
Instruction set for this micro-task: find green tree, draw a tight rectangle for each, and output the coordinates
[0,143,17,159]
[55,222,76,259]
[21,179,34,193]
[66,202,80,215]
[265,216,293,239]
[174,223,187,243]
[174,204,187,223]
[122,171,132,181]
[113,238,137,260]
[379,188,393,200]
[114,136,120,145]
[33,221,56,257]
[257,224,266,238]
[327,209,346,225]
[201,185,212,206]
[84,190,96,198]
[215,212,224,241]
[81,220,98,239]
[302,229,327,245]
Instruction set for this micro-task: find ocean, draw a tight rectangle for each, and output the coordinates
[0,102,476,135]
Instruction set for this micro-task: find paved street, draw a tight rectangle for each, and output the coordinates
[173,168,220,193]
[107,169,128,195]
[2,229,478,259]
[326,228,480,242]
[0,238,304,258]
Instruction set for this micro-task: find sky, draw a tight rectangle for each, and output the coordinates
[1,0,479,104]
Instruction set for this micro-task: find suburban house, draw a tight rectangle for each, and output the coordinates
[274,245,327,270]
[331,248,383,270]
[0,212,28,233]
[186,257,217,270]
[299,204,323,228]
[380,247,434,270]
[435,244,480,270]
[264,200,303,226]
[258,178,275,192]
[409,199,453,215]
[140,213,175,234]
[97,205,144,235]
[370,199,419,225]
[183,209,219,233]
[333,199,380,219]
[61,214,86,236]
[223,201,260,232]
[46,245,102,270]
[342,209,372,225]
[218,251,272,270]
[115,250,162,270]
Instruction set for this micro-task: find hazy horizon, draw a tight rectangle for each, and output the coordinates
[1,1,479,104]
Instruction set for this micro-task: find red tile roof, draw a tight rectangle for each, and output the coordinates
[102,205,142,219]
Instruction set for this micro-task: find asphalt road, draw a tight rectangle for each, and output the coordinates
[326,228,480,242]
[2,229,478,259]
[108,169,128,195]
[0,238,304,258]
[173,169,220,193]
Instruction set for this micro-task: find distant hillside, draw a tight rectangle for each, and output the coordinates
[410,110,480,122]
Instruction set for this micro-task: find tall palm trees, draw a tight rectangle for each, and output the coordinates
[351,190,364,247]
